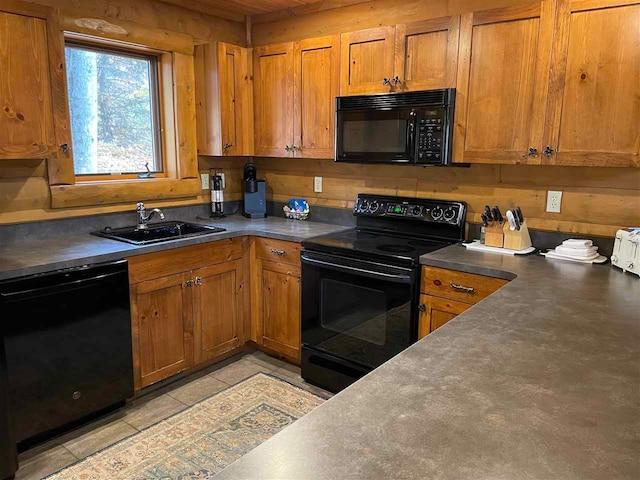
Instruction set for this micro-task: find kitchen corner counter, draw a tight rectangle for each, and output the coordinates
[0,216,349,281]
[214,244,640,480]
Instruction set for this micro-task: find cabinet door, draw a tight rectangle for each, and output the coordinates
[0,4,71,167]
[195,43,253,156]
[253,42,294,157]
[340,26,396,95]
[219,42,253,156]
[544,0,639,167]
[258,260,301,362]
[418,294,471,339]
[192,260,244,363]
[394,16,460,91]
[131,272,194,389]
[293,35,339,159]
[453,2,556,164]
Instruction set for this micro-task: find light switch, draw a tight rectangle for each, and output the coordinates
[314,176,323,193]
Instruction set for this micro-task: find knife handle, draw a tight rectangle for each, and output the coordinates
[506,210,517,231]
[515,206,524,223]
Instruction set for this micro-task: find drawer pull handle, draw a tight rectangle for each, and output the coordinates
[450,282,474,293]
[271,248,286,256]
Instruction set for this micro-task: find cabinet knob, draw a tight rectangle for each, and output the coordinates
[392,76,400,86]
[60,143,69,154]
[223,143,233,151]
[185,280,193,287]
[382,77,391,86]
[195,277,202,286]
[284,145,292,152]
[528,147,538,157]
[418,304,426,313]
[543,145,555,157]
[292,145,300,152]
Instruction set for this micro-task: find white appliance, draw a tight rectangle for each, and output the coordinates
[612,229,640,277]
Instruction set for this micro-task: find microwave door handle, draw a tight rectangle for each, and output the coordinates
[408,110,417,161]
[301,255,411,284]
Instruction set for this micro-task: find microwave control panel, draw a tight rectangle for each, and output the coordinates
[416,108,446,162]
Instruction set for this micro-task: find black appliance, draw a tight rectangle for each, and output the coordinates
[301,194,466,392]
[0,260,134,451]
[243,163,267,219]
[335,88,455,165]
[0,341,17,480]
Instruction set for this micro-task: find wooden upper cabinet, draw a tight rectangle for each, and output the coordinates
[394,16,460,91]
[543,0,640,167]
[0,1,72,175]
[253,42,294,157]
[192,260,244,363]
[293,35,339,158]
[195,42,253,156]
[340,26,395,95]
[453,2,556,164]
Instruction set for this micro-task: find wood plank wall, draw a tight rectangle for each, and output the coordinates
[253,158,640,236]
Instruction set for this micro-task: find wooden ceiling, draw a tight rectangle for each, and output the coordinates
[157,0,329,23]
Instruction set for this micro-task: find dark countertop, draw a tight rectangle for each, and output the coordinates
[214,245,640,480]
[0,216,349,281]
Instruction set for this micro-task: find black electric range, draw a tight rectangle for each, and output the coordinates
[301,194,466,392]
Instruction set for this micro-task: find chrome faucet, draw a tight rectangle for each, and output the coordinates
[136,202,165,229]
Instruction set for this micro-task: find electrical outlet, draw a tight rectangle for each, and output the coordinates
[200,173,210,190]
[314,176,323,193]
[546,190,563,213]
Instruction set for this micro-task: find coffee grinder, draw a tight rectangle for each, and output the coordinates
[210,170,225,218]
[243,163,267,218]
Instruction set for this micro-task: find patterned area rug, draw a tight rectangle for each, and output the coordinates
[45,373,324,480]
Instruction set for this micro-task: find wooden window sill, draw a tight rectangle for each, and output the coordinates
[50,177,200,208]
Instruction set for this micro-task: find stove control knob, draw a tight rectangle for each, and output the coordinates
[412,206,423,216]
[431,206,443,220]
[369,201,380,213]
[443,207,456,222]
[360,199,369,212]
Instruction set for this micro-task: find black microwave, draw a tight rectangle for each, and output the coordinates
[335,88,455,165]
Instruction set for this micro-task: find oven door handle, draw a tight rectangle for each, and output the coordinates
[301,254,412,284]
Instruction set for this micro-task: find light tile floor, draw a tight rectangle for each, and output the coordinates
[15,350,332,480]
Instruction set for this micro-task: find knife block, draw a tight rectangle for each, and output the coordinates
[502,221,532,251]
[484,222,505,248]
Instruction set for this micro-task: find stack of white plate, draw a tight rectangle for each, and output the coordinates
[542,239,608,264]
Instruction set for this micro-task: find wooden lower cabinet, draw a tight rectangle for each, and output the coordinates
[418,266,509,339]
[418,294,471,339]
[251,238,302,363]
[192,260,245,364]
[130,272,194,390]
[128,240,246,390]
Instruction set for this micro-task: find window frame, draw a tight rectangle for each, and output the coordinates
[64,39,167,181]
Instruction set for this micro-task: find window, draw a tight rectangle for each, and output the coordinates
[64,43,163,177]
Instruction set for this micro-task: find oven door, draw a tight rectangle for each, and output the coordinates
[336,107,416,163]
[301,251,416,370]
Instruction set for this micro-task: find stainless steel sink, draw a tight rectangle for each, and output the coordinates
[92,222,226,245]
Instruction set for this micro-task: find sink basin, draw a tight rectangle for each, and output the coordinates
[92,222,227,245]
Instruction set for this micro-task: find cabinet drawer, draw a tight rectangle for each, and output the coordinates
[421,266,508,304]
[128,238,244,284]
[255,238,301,266]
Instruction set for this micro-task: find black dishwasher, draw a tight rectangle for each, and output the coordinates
[0,260,133,451]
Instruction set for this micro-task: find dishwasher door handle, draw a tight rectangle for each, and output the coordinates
[0,271,126,302]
